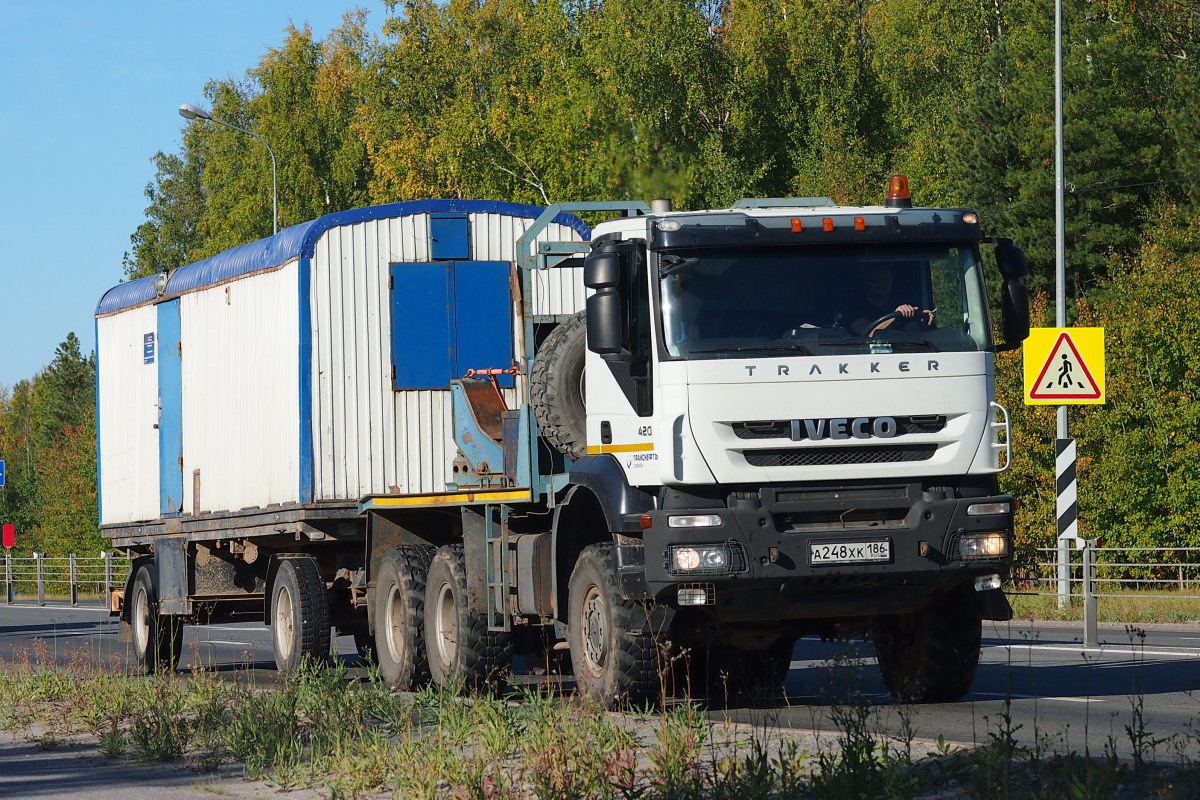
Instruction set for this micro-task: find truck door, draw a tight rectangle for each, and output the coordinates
[157,298,184,516]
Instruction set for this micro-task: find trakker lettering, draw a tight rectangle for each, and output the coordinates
[744,360,941,378]
[791,416,899,441]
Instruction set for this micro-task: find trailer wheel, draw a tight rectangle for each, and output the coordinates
[130,563,182,673]
[374,546,434,690]
[531,310,587,459]
[424,545,512,691]
[568,543,660,708]
[873,593,982,703]
[271,557,331,674]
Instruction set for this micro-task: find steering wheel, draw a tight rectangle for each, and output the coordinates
[865,311,905,337]
[865,309,934,337]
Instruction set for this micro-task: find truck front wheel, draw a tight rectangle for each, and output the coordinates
[271,557,331,674]
[375,546,433,690]
[130,563,182,673]
[567,543,660,708]
[424,545,512,691]
[872,593,982,703]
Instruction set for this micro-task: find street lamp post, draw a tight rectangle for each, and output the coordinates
[178,103,278,235]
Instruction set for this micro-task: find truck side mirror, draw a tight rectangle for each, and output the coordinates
[1000,279,1030,350]
[584,240,620,290]
[584,240,624,355]
[994,240,1028,281]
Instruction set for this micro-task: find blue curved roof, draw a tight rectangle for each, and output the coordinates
[96,200,590,316]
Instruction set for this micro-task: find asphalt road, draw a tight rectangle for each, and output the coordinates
[2,602,1199,796]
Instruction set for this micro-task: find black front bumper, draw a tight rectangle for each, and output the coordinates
[630,480,1012,621]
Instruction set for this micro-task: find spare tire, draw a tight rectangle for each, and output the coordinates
[531,311,587,459]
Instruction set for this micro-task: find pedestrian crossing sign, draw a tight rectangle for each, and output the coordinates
[1024,328,1105,405]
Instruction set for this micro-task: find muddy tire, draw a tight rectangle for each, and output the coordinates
[424,545,512,691]
[271,557,331,675]
[567,543,661,708]
[531,311,587,459]
[873,593,982,703]
[130,563,183,673]
[374,546,434,690]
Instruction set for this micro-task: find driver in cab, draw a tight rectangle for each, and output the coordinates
[841,264,935,336]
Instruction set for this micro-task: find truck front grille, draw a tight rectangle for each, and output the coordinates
[744,445,937,467]
[733,416,946,440]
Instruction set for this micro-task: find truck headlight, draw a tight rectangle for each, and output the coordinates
[666,544,733,575]
[958,532,1008,560]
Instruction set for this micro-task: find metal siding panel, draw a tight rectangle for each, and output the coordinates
[97,307,161,524]
[310,212,582,501]
[179,265,300,513]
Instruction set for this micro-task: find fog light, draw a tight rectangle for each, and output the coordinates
[959,532,1008,559]
[677,585,713,606]
[667,544,733,575]
[974,573,1002,592]
[668,514,722,528]
[967,501,1011,516]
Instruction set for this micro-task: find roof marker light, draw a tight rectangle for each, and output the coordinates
[885,174,913,208]
[854,216,866,231]
[791,218,803,232]
[822,218,835,232]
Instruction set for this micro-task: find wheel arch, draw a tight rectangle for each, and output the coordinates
[552,455,656,622]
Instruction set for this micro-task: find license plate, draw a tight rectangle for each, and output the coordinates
[810,540,891,565]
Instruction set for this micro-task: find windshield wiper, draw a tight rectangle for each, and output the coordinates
[884,340,940,352]
[688,343,816,356]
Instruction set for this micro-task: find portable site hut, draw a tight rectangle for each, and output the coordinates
[95,201,589,536]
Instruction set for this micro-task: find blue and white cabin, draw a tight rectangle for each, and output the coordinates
[95,201,588,535]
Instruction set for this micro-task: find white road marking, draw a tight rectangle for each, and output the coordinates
[972,691,1105,704]
[985,643,1200,659]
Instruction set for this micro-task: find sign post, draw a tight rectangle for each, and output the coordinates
[1025,327,1106,644]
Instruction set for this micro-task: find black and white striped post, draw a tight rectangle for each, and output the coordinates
[1056,438,1077,543]
[1058,436,1097,645]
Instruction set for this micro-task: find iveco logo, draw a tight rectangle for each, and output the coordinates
[791,417,899,441]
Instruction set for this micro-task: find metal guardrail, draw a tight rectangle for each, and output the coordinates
[3,553,128,607]
[1015,546,1200,599]
[1012,545,1200,646]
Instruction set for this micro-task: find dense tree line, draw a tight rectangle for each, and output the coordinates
[0,334,100,556]
[3,0,1199,555]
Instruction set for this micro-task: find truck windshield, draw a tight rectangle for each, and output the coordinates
[658,243,992,358]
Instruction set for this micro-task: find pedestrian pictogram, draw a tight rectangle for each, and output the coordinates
[1024,328,1105,405]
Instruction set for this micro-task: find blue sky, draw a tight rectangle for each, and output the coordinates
[0,1,377,389]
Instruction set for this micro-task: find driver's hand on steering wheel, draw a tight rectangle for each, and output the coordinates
[895,304,935,326]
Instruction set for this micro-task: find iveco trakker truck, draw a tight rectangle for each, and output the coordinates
[98,177,1028,706]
